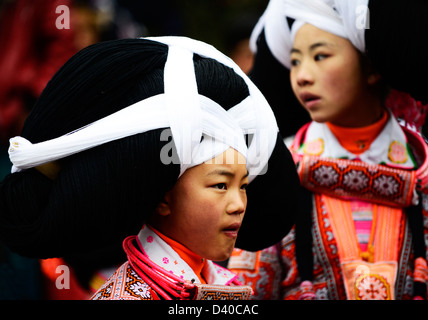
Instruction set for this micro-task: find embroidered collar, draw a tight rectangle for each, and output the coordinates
[136,225,237,286]
[326,110,388,155]
[147,225,207,283]
[299,110,416,169]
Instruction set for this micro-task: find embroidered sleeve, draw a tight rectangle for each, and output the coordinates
[228,245,284,300]
[91,262,155,300]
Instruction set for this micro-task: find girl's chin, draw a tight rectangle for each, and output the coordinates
[305,108,329,123]
[209,248,234,262]
[309,114,330,123]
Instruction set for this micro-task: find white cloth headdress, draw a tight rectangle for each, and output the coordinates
[8,36,278,182]
[250,0,369,69]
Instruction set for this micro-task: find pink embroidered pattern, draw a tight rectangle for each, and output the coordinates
[147,236,153,243]
[388,141,408,164]
[303,138,324,156]
[355,274,391,300]
[163,257,169,264]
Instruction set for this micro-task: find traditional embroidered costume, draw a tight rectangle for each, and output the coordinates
[230,112,428,300]
[92,226,252,300]
[228,0,428,300]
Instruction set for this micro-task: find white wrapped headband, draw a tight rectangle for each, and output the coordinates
[8,36,278,182]
[250,0,369,69]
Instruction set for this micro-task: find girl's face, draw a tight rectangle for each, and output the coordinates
[290,23,380,127]
[152,148,248,261]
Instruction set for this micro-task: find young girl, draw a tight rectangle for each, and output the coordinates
[229,0,428,300]
[0,36,300,300]
[247,0,428,139]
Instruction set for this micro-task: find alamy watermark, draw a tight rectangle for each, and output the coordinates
[55,265,70,289]
[55,5,70,30]
[159,128,270,175]
[355,5,370,30]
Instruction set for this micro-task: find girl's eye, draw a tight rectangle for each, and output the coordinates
[290,58,300,67]
[212,183,227,190]
[314,54,328,61]
[241,184,248,191]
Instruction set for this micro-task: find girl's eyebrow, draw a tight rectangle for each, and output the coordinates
[291,41,333,54]
[207,169,249,179]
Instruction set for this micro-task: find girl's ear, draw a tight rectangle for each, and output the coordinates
[362,55,382,85]
[155,192,172,217]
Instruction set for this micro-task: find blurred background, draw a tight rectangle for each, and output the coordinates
[0,0,267,300]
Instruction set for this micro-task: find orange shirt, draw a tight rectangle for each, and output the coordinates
[326,111,388,155]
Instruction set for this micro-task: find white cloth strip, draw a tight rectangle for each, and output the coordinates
[285,0,347,39]
[163,45,201,177]
[9,95,249,173]
[333,0,368,53]
[199,96,247,157]
[9,94,169,173]
[146,37,278,180]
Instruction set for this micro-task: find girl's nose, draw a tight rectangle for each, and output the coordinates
[226,190,246,215]
[294,62,314,87]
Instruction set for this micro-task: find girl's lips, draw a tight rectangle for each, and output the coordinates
[304,98,321,109]
[299,92,321,109]
[223,223,241,238]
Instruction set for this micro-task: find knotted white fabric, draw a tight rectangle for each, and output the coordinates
[250,0,369,69]
[8,36,278,182]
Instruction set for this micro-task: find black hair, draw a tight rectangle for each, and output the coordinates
[365,0,428,105]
